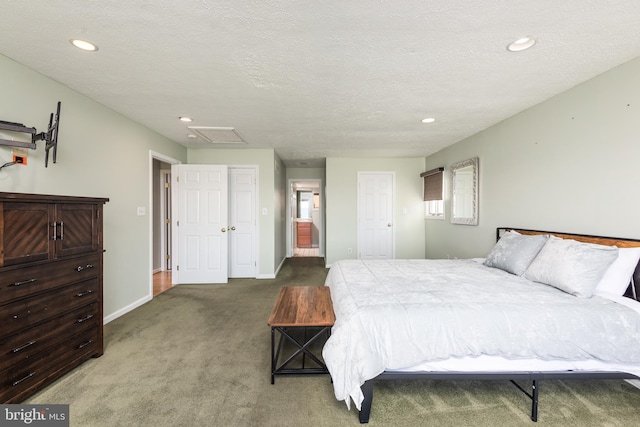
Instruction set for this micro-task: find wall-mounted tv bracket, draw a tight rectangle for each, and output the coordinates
[0,101,61,168]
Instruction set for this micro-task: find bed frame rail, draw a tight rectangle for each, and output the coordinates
[359,371,639,423]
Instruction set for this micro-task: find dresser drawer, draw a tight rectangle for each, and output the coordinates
[0,303,98,373]
[1,278,99,339]
[0,254,100,305]
[0,328,98,403]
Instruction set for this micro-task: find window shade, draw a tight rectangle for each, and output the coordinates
[420,167,444,201]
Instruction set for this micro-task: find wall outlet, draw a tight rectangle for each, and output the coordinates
[12,155,27,165]
[12,147,28,165]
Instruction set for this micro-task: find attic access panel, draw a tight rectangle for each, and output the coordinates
[187,126,246,144]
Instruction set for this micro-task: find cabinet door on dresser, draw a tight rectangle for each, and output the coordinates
[0,202,55,267]
[55,203,101,258]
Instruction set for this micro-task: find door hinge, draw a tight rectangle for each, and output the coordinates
[165,182,170,188]
[165,219,170,224]
[166,255,171,260]
[176,265,179,271]
[176,176,180,183]
[176,220,179,227]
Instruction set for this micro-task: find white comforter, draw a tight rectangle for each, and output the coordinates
[322,259,640,409]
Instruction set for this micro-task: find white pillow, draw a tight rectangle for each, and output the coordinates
[594,247,640,296]
[523,236,619,297]
[483,231,548,276]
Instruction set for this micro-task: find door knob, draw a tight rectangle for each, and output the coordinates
[230,226,236,231]
[221,227,226,232]
[387,223,392,227]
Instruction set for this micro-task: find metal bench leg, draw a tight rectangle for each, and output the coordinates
[270,327,275,384]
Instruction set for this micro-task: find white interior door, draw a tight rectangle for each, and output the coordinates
[228,167,256,278]
[172,164,228,284]
[357,172,394,259]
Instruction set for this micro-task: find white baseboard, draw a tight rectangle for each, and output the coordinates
[274,256,286,277]
[256,273,276,279]
[103,294,152,325]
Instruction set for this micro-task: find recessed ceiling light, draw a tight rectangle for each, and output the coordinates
[421,117,436,124]
[507,36,536,52]
[69,39,98,51]
[179,116,193,122]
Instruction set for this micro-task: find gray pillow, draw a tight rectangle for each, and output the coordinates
[523,236,619,297]
[484,231,548,276]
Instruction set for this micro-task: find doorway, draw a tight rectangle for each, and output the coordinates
[288,179,323,258]
[150,151,180,297]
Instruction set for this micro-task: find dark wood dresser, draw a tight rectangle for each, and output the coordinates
[0,192,108,403]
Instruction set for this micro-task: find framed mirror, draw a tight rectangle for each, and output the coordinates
[450,157,478,225]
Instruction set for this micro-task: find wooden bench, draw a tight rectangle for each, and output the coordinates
[267,286,335,384]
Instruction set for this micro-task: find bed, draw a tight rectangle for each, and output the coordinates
[322,228,640,423]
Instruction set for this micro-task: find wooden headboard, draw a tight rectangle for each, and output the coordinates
[498,227,640,301]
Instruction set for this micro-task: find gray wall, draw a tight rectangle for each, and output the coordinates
[0,53,187,321]
[424,56,640,259]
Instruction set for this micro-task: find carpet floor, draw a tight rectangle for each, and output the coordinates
[26,257,640,426]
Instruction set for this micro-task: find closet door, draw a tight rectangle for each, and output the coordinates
[228,167,256,278]
[172,164,228,284]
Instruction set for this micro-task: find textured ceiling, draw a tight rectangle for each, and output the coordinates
[1,1,640,167]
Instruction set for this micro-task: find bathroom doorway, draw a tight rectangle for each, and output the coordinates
[288,179,323,258]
